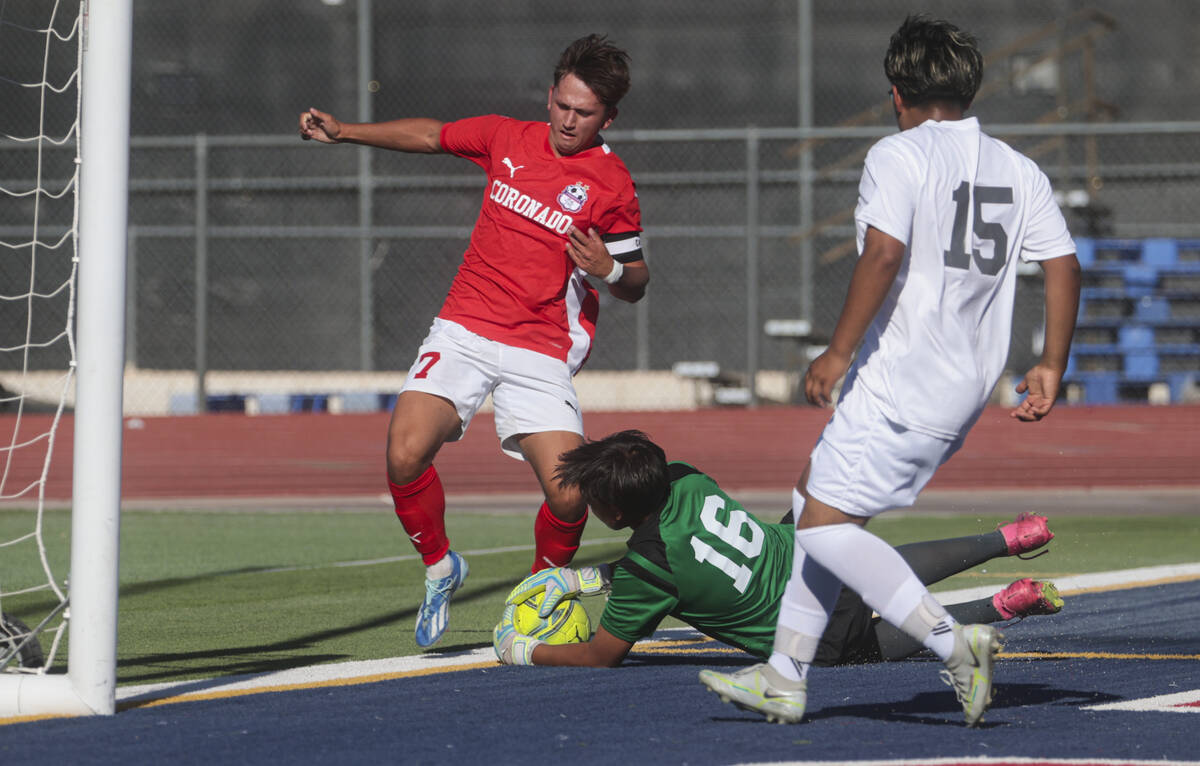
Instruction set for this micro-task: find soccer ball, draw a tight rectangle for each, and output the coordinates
[513,593,591,644]
[0,613,45,669]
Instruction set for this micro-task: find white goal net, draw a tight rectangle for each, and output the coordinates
[0,0,83,679]
[1,0,129,717]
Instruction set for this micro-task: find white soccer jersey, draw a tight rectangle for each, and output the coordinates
[849,117,1075,439]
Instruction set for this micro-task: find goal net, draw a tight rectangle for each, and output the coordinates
[0,0,130,717]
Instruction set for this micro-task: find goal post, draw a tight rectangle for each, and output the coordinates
[0,0,131,717]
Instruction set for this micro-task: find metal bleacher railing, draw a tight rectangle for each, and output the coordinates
[1066,238,1200,404]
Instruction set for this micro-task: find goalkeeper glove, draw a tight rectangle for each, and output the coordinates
[505,564,612,618]
[492,604,541,666]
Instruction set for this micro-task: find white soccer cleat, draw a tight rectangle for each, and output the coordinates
[941,623,1004,726]
[699,663,808,724]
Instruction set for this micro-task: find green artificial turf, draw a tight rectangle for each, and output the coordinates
[1,507,1196,685]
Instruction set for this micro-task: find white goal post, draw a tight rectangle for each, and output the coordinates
[0,0,130,717]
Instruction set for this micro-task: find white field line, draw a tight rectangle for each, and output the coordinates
[1083,688,1200,712]
[112,562,1200,707]
[931,561,1200,602]
[256,535,627,574]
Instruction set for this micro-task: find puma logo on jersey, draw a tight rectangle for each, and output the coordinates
[501,157,524,178]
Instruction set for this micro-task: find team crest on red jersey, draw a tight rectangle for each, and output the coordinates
[557,182,589,213]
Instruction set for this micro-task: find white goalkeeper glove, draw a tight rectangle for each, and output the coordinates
[492,604,541,666]
[505,564,612,618]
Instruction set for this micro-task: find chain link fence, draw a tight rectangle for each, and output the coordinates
[6,0,1200,412]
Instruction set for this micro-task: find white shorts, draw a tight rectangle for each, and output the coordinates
[400,318,584,460]
[806,379,963,518]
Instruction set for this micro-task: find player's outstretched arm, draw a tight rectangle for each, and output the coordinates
[299,107,444,153]
[532,626,633,667]
[298,107,343,143]
[1012,253,1081,421]
[805,226,904,407]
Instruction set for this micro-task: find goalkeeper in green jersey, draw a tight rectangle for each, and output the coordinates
[493,430,1060,667]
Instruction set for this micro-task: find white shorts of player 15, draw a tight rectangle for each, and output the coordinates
[806,380,964,517]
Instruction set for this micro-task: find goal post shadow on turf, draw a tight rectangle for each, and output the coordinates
[0,0,129,717]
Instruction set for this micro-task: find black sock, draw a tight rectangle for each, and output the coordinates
[895,532,1008,586]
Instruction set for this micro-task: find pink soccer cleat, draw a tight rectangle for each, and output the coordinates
[998,512,1053,556]
[993,577,1064,620]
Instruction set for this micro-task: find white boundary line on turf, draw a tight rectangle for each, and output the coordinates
[930,561,1200,603]
[255,534,628,574]
[1083,688,1200,712]
[115,647,501,706]
[1089,691,1200,715]
[110,562,1200,708]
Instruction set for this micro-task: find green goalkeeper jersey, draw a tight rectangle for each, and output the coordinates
[599,462,794,658]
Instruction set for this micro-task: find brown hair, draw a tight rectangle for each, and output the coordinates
[554,34,632,113]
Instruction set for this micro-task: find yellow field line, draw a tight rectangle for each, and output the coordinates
[0,712,76,725]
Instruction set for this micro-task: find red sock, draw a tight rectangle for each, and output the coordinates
[532,501,587,573]
[388,465,449,566]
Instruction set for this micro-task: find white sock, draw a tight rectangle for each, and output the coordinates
[922,609,959,659]
[768,652,808,682]
[426,554,453,579]
[769,528,842,681]
[796,523,957,662]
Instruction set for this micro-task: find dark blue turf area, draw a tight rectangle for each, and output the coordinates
[2,580,1198,765]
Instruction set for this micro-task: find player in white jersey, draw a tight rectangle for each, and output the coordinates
[700,15,1081,726]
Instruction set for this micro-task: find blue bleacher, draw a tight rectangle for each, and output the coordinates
[288,394,329,413]
[250,391,383,414]
[1067,238,1200,404]
[205,394,247,412]
[337,391,388,413]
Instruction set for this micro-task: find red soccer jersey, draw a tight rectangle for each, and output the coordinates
[437,115,643,370]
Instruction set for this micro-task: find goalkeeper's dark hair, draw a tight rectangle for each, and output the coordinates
[555,430,669,522]
[884,14,982,108]
[554,33,632,114]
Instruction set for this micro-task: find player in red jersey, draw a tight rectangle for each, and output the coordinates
[299,34,649,647]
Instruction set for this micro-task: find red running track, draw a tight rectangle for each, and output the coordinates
[4,403,1199,502]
